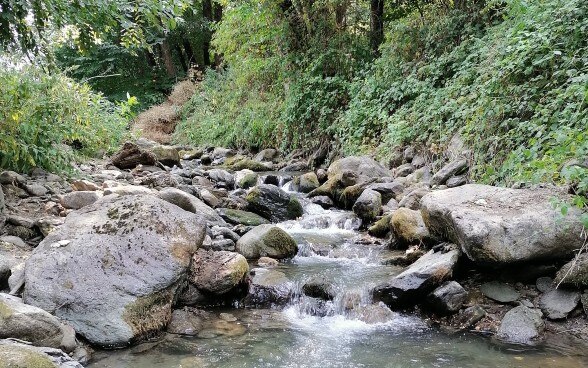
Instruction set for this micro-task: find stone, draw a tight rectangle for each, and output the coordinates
[426,281,468,314]
[190,249,248,295]
[158,187,226,227]
[431,159,468,186]
[367,181,404,203]
[167,308,210,336]
[59,191,102,210]
[367,214,392,238]
[310,196,334,209]
[421,184,586,265]
[255,149,279,162]
[0,171,26,186]
[111,142,157,169]
[24,184,48,197]
[554,253,588,287]
[0,239,30,290]
[452,305,486,330]
[209,239,235,252]
[373,246,460,308]
[496,306,544,345]
[236,224,297,260]
[395,163,414,178]
[71,179,101,191]
[246,184,303,222]
[327,156,391,180]
[536,277,554,293]
[403,147,415,163]
[292,172,320,193]
[316,169,328,183]
[480,282,520,303]
[446,175,467,188]
[244,268,292,307]
[258,257,279,267]
[0,185,4,214]
[398,187,430,210]
[352,189,382,222]
[348,303,395,324]
[103,185,153,196]
[217,208,270,226]
[280,161,308,172]
[581,293,588,316]
[0,293,72,351]
[200,154,212,165]
[199,189,219,208]
[302,278,336,301]
[149,144,180,167]
[235,170,258,189]
[390,208,430,245]
[538,289,580,320]
[23,195,205,347]
[206,169,235,189]
[0,339,83,368]
[224,155,271,172]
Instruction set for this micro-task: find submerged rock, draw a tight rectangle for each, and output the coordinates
[190,249,248,295]
[373,246,460,309]
[167,308,210,336]
[23,195,205,347]
[496,306,544,345]
[246,184,303,222]
[236,224,297,260]
[421,184,585,265]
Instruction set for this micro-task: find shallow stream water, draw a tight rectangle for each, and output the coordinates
[88,181,588,368]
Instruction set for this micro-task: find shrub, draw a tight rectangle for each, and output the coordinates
[0,65,130,173]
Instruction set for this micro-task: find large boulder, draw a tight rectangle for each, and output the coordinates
[327,156,391,180]
[0,239,31,291]
[246,185,303,222]
[431,159,468,186]
[496,306,544,345]
[235,170,258,189]
[110,142,157,169]
[23,195,205,347]
[0,339,83,368]
[0,294,72,351]
[243,268,292,307]
[352,189,381,222]
[190,249,248,295]
[421,184,585,265]
[373,246,460,309]
[292,173,320,193]
[236,225,297,260]
[158,187,226,226]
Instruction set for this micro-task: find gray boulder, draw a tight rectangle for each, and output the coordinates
[235,170,258,189]
[426,281,467,314]
[421,184,585,265]
[0,294,72,351]
[373,246,460,308]
[59,191,102,210]
[0,171,26,186]
[207,169,235,189]
[190,249,248,295]
[23,195,205,347]
[352,189,382,222]
[391,208,430,245]
[0,339,83,368]
[255,148,279,162]
[0,238,31,291]
[431,159,468,186]
[158,187,226,226]
[327,156,391,180]
[246,185,303,222]
[24,183,48,197]
[236,224,297,260]
[496,306,544,345]
[539,289,580,320]
[244,268,292,307]
[367,181,404,202]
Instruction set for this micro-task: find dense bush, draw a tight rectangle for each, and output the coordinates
[0,65,130,173]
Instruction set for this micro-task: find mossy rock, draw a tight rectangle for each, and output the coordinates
[217,208,270,226]
[368,214,392,238]
[0,346,55,368]
[391,208,430,245]
[224,155,271,172]
[236,225,298,259]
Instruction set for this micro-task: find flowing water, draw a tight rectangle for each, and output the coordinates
[88,179,588,368]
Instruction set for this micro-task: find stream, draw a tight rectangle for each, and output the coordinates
[87,178,588,368]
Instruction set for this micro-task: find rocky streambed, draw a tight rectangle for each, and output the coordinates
[0,140,587,367]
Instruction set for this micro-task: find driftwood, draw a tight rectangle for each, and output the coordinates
[110,142,157,170]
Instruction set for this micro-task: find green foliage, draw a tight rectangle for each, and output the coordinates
[0,65,129,173]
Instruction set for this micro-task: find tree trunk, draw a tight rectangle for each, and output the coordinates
[160,39,176,77]
[202,0,213,67]
[369,0,384,55]
[174,43,188,72]
[182,38,195,66]
[213,3,223,67]
[335,1,348,30]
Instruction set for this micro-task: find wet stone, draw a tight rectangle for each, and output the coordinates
[538,288,580,320]
[480,281,520,303]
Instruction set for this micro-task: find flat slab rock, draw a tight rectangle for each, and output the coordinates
[480,281,520,303]
[0,339,83,368]
[538,288,580,320]
[421,184,585,265]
